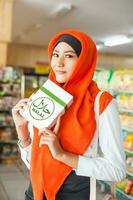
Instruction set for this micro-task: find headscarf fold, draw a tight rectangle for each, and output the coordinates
[30,29,113,200]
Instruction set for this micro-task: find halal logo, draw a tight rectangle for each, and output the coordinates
[29,97,55,120]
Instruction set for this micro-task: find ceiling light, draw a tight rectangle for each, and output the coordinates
[104,35,132,47]
[50,3,74,18]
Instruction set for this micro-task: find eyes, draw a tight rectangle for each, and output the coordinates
[52,52,75,59]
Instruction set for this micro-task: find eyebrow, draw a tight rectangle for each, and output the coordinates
[53,49,76,54]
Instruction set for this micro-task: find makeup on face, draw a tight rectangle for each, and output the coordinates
[51,42,79,83]
[50,35,82,83]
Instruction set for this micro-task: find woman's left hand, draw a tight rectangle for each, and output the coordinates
[38,117,65,160]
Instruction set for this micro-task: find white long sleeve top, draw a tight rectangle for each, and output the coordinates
[19,99,126,182]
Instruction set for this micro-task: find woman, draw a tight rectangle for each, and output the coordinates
[12,30,126,200]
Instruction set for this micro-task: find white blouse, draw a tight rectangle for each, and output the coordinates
[19,99,126,182]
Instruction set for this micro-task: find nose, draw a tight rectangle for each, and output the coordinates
[56,56,64,67]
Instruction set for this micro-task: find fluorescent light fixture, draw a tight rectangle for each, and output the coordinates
[104,35,132,47]
[50,3,74,18]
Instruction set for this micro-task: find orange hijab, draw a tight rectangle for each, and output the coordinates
[30,30,113,200]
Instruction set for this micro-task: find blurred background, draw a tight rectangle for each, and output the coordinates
[0,0,133,199]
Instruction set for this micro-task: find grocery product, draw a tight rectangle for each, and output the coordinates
[110,70,133,92]
[20,79,73,129]
[94,69,113,90]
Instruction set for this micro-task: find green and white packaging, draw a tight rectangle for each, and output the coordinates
[20,79,73,129]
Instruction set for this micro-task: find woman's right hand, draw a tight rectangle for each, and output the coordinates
[12,98,32,145]
[12,98,29,127]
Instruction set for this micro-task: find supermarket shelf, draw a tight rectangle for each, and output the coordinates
[122,127,133,133]
[99,180,112,187]
[126,171,133,179]
[0,140,17,144]
[125,149,133,156]
[97,180,112,193]
[0,110,11,112]
[0,125,15,128]
[0,67,21,166]
[0,155,20,164]
[109,90,133,95]
[97,181,128,198]
[0,81,20,84]
[115,188,133,200]
[0,155,18,159]
[0,94,18,97]
[119,109,133,115]
[24,73,48,77]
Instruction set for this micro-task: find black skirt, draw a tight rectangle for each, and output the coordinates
[25,171,90,200]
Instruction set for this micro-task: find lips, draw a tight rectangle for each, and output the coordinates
[55,70,66,74]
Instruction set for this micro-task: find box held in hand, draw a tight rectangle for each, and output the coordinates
[20,79,73,129]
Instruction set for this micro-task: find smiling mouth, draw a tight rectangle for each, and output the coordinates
[55,70,66,74]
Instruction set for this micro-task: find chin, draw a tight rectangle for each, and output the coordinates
[56,77,66,84]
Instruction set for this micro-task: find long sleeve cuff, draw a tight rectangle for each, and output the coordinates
[18,143,32,170]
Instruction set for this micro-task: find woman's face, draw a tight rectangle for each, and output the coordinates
[51,42,78,83]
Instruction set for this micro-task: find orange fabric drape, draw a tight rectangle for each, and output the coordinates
[30,30,113,200]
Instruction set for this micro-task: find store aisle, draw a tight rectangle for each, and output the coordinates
[0,161,106,200]
[0,161,29,200]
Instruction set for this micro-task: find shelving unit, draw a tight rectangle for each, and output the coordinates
[94,68,133,199]
[0,67,21,164]
[21,70,48,98]
[125,149,133,157]
[119,109,133,115]
[0,66,49,164]
[115,188,133,200]
[122,128,133,133]
[126,172,133,180]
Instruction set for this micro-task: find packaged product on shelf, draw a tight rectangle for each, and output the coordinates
[0,114,5,126]
[116,179,127,191]
[0,83,21,97]
[119,114,133,129]
[12,68,21,83]
[110,70,133,92]
[3,67,14,82]
[5,115,14,126]
[116,94,133,110]
[116,179,133,197]
[94,69,113,91]
[0,83,12,96]
[24,76,38,98]
[0,128,12,140]
[2,145,12,156]
[12,145,18,156]
[126,156,133,174]
[13,84,21,96]
[130,188,133,196]
[124,180,133,196]
[124,134,133,176]
[0,113,14,126]
[20,79,73,129]
[0,97,18,110]
[38,76,47,87]
[35,62,49,74]
[124,134,133,151]
[0,66,21,83]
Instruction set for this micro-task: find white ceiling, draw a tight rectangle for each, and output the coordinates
[12,0,133,56]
